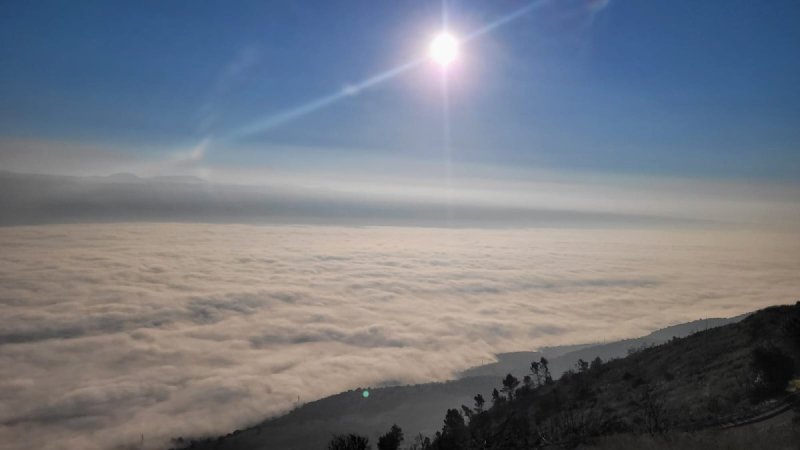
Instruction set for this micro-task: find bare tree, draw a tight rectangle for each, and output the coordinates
[406,433,432,450]
[537,408,601,447]
[328,433,371,450]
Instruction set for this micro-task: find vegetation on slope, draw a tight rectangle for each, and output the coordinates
[332,303,800,449]
[170,303,798,449]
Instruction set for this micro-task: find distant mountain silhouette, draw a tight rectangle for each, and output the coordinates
[459,315,746,380]
[104,172,144,183]
[151,175,206,184]
[98,173,206,184]
[0,170,702,228]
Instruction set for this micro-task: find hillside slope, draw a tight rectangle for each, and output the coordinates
[169,312,752,449]
[433,303,800,449]
[459,315,745,380]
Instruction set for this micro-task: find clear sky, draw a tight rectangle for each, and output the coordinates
[1,0,798,181]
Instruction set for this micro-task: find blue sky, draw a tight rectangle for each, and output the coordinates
[1,0,799,181]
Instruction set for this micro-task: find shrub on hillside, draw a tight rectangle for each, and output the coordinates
[377,424,403,450]
[327,433,370,450]
[750,345,795,397]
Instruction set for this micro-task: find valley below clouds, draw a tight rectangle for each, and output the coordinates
[1,224,799,449]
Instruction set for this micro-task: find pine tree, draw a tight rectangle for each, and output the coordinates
[377,424,403,450]
[501,373,520,401]
[473,393,485,413]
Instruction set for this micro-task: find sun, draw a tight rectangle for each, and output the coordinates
[429,32,459,67]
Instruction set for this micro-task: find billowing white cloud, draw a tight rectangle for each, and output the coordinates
[1,224,798,449]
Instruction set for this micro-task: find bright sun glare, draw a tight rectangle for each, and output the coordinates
[429,32,459,67]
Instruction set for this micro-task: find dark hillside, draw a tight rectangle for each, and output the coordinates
[168,305,790,450]
[169,376,499,450]
[459,315,745,381]
[427,303,800,449]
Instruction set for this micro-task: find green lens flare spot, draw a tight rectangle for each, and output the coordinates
[362,390,370,398]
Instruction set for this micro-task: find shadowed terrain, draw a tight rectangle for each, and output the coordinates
[167,311,758,449]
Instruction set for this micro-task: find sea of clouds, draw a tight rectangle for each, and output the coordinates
[1,224,799,449]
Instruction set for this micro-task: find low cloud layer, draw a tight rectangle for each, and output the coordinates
[1,224,798,449]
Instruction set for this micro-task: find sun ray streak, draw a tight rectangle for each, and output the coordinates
[220,0,552,143]
[222,58,424,143]
[463,0,551,42]
[441,0,453,224]
[441,66,453,225]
